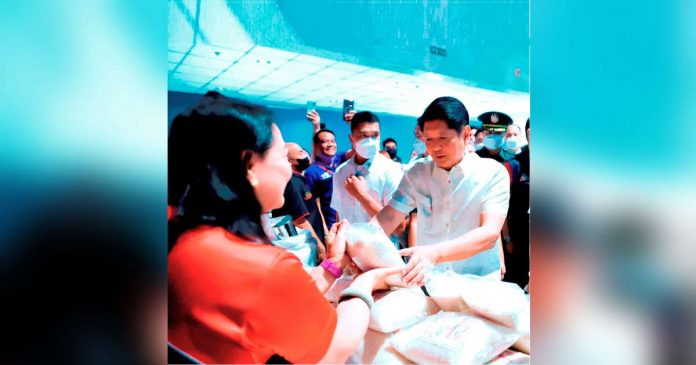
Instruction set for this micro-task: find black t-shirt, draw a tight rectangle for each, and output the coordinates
[271,173,325,244]
[475,147,527,216]
[517,146,529,179]
[508,148,529,237]
[476,148,505,163]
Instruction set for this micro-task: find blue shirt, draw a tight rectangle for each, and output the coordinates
[304,152,346,228]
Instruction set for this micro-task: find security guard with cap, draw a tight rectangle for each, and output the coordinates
[475,111,528,287]
[476,111,513,163]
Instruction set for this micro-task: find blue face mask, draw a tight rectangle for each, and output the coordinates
[483,134,504,150]
[504,137,521,151]
[316,152,335,166]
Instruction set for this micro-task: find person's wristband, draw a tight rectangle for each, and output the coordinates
[338,287,374,310]
[320,259,343,279]
[503,236,511,242]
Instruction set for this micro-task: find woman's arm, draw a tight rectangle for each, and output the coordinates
[308,220,349,293]
[318,267,404,364]
[317,298,370,363]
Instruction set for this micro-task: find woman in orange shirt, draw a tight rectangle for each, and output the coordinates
[168,97,402,364]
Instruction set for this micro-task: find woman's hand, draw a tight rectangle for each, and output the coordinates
[325,219,350,269]
[398,245,442,287]
[317,242,327,262]
[350,266,408,293]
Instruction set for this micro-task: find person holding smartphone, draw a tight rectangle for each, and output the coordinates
[304,106,355,232]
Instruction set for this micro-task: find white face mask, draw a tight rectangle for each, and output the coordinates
[355,137,380,159]
[483,134,504,150]
[413,139,427,155]
[504,137,521,150]
[475,142,485,151]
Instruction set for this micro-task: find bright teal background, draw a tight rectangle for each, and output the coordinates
[532,1,695,181]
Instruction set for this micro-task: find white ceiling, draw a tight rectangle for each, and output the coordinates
[168,0,529,124]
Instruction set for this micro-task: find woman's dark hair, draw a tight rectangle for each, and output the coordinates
[169,94,275,249]
[168,91,236,208]
[417,96,469,133]
[169,113,193,208]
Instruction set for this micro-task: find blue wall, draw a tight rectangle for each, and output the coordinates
[169,91,419,162]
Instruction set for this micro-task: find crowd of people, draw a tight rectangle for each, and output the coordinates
[167,91,530,363]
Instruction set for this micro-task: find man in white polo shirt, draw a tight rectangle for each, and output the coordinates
[374,96,510,285]
[331,111,404,224]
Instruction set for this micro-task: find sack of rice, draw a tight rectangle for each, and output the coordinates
[390,311,520,364]
[345,223,405,271]
[425,270,530,353]
[369,287,440,333]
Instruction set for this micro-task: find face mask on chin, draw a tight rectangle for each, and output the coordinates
[316,152,335,166]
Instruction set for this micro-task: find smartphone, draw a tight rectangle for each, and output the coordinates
[342,99,355,115]
[306,101,316,114]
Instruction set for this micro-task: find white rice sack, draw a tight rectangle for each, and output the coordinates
[510,306,530,354]
[369,287,441,333]
[346,223,405,271]
[390,312,520,365]
[347,329,414,365]
[487,349,530,364]
[425,270,530,336]
[371,345,416,365]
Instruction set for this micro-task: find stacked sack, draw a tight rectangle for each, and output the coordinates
[325,223,530,364]
[424,270,531,355]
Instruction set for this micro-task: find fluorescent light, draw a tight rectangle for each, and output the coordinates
[420,71,444,82]
[169,44,528,119]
